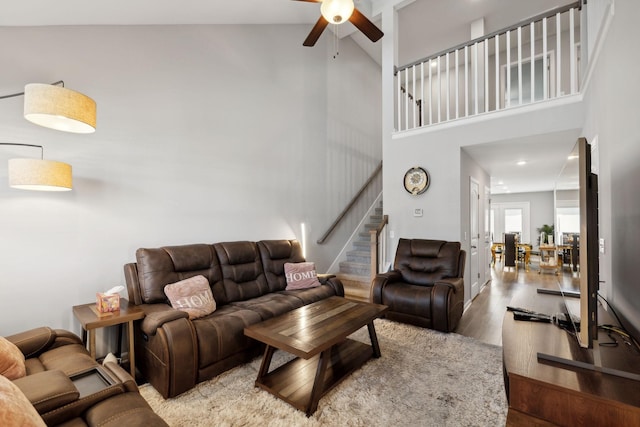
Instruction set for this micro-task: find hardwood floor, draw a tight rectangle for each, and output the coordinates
[455,262,580,346]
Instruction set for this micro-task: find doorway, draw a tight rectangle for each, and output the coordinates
[470,178,480,299]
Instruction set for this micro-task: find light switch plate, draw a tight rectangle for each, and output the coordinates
[413,208,423,217]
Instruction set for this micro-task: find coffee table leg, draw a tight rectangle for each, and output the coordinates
[257,345,276,381]
[367,322,382,358]
[307,348,330,416]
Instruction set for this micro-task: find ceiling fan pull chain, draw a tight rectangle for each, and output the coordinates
[333,25,340,59]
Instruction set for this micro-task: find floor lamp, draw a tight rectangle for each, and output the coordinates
[0,143,72,191]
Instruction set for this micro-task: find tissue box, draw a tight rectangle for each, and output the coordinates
[96,293,120,313]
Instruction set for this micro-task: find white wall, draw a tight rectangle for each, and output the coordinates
[0,25,381,336]
[581,0,640,336]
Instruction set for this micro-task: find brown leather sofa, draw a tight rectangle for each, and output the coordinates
[2,327,167,427]
[371,238,465,332]
[124,239,344,398]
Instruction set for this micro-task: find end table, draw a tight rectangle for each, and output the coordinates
[72,299,144,378]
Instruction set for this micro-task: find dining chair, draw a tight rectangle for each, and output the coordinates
[503,233,517,271]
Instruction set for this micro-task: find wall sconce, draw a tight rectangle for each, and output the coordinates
[0,81,96,134]
[0,143,72,191]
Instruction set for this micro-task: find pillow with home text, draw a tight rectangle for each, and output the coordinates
[284,262,321,290]
[164,275,216,319]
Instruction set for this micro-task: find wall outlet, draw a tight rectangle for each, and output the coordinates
[413,208,423,217]
[599,238,605,254]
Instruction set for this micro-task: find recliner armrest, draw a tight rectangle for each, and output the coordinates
[140,304,189,336]
[13,370,79,415]
[371,270,403,303]
[434,277,464,294]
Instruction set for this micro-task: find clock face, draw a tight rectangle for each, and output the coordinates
[404,167,430,195]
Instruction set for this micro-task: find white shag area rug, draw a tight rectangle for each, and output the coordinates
[140,319,507,426]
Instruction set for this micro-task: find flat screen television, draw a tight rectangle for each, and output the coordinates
[577,137,599,348]
[553,137,598,348]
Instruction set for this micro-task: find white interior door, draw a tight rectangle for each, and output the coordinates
[484,185,491,282]
[470,178,480,299]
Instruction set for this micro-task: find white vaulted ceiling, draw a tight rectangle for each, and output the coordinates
[4,0,579,194]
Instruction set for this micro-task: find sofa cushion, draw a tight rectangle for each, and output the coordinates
[279,285,339,305]
[84,392,167,427]
[36,344,97,377]
[192,305,263,369]
[0,336,26,380]
[284,262,321,290]
[379,281,432,318]
[0,373,46,427]
[214,241,270,303]
[258,240,305,292]
[164,275,216,319]
[136,244,225,305]
[230,293,304,320]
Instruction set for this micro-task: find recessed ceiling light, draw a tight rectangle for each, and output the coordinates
[517,161,527,166]
[498,181,504,185]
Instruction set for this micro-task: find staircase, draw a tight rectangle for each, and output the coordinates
[336,203,384,302]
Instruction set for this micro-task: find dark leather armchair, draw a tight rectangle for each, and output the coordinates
[371,238,466,332]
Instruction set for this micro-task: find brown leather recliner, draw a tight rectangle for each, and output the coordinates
[371,238,466,332]
[3,327,168,427]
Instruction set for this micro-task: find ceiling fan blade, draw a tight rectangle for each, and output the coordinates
[303,16,329,47]
[349,8,384,43]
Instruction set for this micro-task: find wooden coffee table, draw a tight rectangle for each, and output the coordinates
[244,296,388,416]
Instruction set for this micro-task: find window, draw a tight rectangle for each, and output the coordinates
[490,202,531,243]
[504,208,523,234]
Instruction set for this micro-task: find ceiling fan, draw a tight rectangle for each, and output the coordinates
[294,0,384,47]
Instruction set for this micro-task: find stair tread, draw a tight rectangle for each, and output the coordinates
[336,273,370,281]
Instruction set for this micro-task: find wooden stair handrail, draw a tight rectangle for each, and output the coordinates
[317,161,382,244]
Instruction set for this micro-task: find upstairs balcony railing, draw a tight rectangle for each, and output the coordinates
[395,2,582,132]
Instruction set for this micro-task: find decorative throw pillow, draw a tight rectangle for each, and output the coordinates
[284,262,321,290]
[0,374,46,427]
[164,275,216,320]
[0,336,26,380]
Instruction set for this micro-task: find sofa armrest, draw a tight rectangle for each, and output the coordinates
[140,305,189,336]
[318,275,344,297]
[13,370,79,414]
[102,361,138,393]
[317,273,335,284]
[371,270,403,304]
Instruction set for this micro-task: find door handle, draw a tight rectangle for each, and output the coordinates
[471,245,477,249]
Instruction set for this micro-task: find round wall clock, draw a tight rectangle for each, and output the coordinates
[403,166,430,195]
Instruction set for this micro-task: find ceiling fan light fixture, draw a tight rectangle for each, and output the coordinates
[321,0,354,25]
